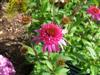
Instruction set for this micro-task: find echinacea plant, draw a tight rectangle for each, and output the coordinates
[0,55,15,75]
[87,6,100,21]
[32,22,66,53]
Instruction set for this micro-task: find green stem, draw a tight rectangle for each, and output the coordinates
[28,32,38,58]
[31,43,38,58]
[52,0,55,22]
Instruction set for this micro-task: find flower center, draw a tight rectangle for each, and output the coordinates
[46,28,56,37]
[93,8,99,14]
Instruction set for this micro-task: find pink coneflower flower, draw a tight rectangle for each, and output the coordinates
[87,6,100,21]
[0,55,15,75]
[33,22,66,53]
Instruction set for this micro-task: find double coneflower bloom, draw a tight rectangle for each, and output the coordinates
[33,22,66,53]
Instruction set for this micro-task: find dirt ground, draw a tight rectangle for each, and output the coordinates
[0,40,34,75]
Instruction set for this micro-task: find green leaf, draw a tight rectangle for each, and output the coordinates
[22,45,35,63]
[92,0,99,6]
[42,72,51,75]
[40,0,51,12]
[82,39,92,47]
[55,67,69,75]
[23,45,35,55]
[90,65,98,75]
[45,60,53,71]
[34,44,42,54]
[86,46,97,60]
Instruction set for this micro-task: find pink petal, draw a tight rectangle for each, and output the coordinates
[59,39,66,46]
[52,44,56,52]
[47,45,52,53]
[55,44,60,52]
[43,45,47,52]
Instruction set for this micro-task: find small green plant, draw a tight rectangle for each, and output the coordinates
[7,0,28,13]
[2,0,100,75]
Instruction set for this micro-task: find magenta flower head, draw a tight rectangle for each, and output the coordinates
[0,55,15,75]
[87,6,100,21]
[33,22,66,53]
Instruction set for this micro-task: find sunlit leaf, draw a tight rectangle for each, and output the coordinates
[45,60,53,71]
